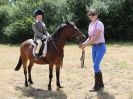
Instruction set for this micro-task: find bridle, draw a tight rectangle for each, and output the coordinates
[74,32,80,43]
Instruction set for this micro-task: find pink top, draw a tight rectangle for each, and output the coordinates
[88,20,105,43]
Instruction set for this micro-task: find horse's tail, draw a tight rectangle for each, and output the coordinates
[14,56,22,71]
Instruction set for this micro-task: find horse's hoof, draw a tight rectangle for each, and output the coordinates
[30,82,33,84]
[57,85,63,88]
[56,85,63,91]
[25,82,28,87]
[29,81,33,84]
[25,84,28,87]
[48,87,52,91]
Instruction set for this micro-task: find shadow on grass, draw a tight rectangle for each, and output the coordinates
[97,89,115,99]
[15,86,67,99]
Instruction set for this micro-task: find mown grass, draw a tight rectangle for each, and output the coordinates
[0,43,133,99]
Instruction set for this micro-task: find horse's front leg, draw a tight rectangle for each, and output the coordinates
[56,65,62,88]
[48,64,53,90]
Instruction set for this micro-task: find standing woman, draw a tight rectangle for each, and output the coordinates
[80,9,106,91]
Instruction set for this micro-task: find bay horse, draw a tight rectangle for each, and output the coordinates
[14,21,86,90]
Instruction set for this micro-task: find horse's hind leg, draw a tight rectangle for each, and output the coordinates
[21,55,28,87]
[28,61,34,84]
[23,61,28,87]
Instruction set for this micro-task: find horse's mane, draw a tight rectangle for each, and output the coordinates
[51,23,66,37]
[51,22,75,38]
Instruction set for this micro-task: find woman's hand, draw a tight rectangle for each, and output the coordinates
[79,43,87,49]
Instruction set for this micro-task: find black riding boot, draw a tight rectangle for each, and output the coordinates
[93,71,104,91]
[93,72,100,91]
[99,71,104,88]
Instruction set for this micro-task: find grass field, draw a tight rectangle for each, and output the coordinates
[0,43,133,99]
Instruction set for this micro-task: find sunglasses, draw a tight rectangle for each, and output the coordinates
[88,13,97,16]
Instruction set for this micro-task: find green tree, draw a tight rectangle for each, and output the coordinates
[0,0,8,5]
[66,0,91,34]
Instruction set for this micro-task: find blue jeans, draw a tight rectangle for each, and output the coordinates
[92,43,106,73]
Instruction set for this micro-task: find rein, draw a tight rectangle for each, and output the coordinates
[50,36,86,68]
[49,32,80,55]
[80,49,85,68]
[49,37,64,55]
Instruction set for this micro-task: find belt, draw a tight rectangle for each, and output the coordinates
[92,42,105,46]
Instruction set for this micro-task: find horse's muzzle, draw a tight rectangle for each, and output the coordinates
[77,37,86,45]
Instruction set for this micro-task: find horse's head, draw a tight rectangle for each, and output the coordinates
[64,21,86,44]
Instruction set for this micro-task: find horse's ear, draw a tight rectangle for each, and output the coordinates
[65,21,70,25]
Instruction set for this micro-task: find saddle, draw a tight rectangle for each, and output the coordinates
[34,37,49,58]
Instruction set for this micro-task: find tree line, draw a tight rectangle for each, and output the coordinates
[0,0,133,44]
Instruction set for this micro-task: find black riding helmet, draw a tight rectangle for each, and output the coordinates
[34,9,44,17]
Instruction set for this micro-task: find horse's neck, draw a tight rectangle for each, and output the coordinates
[52,29,67,52]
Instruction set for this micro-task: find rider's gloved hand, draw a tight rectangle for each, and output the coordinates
[46,32,51,37]
[43,35,47,39]
[49,34,51,38]
[42,35,47,42]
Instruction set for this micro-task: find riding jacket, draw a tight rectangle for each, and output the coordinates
[32,20,49,41]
